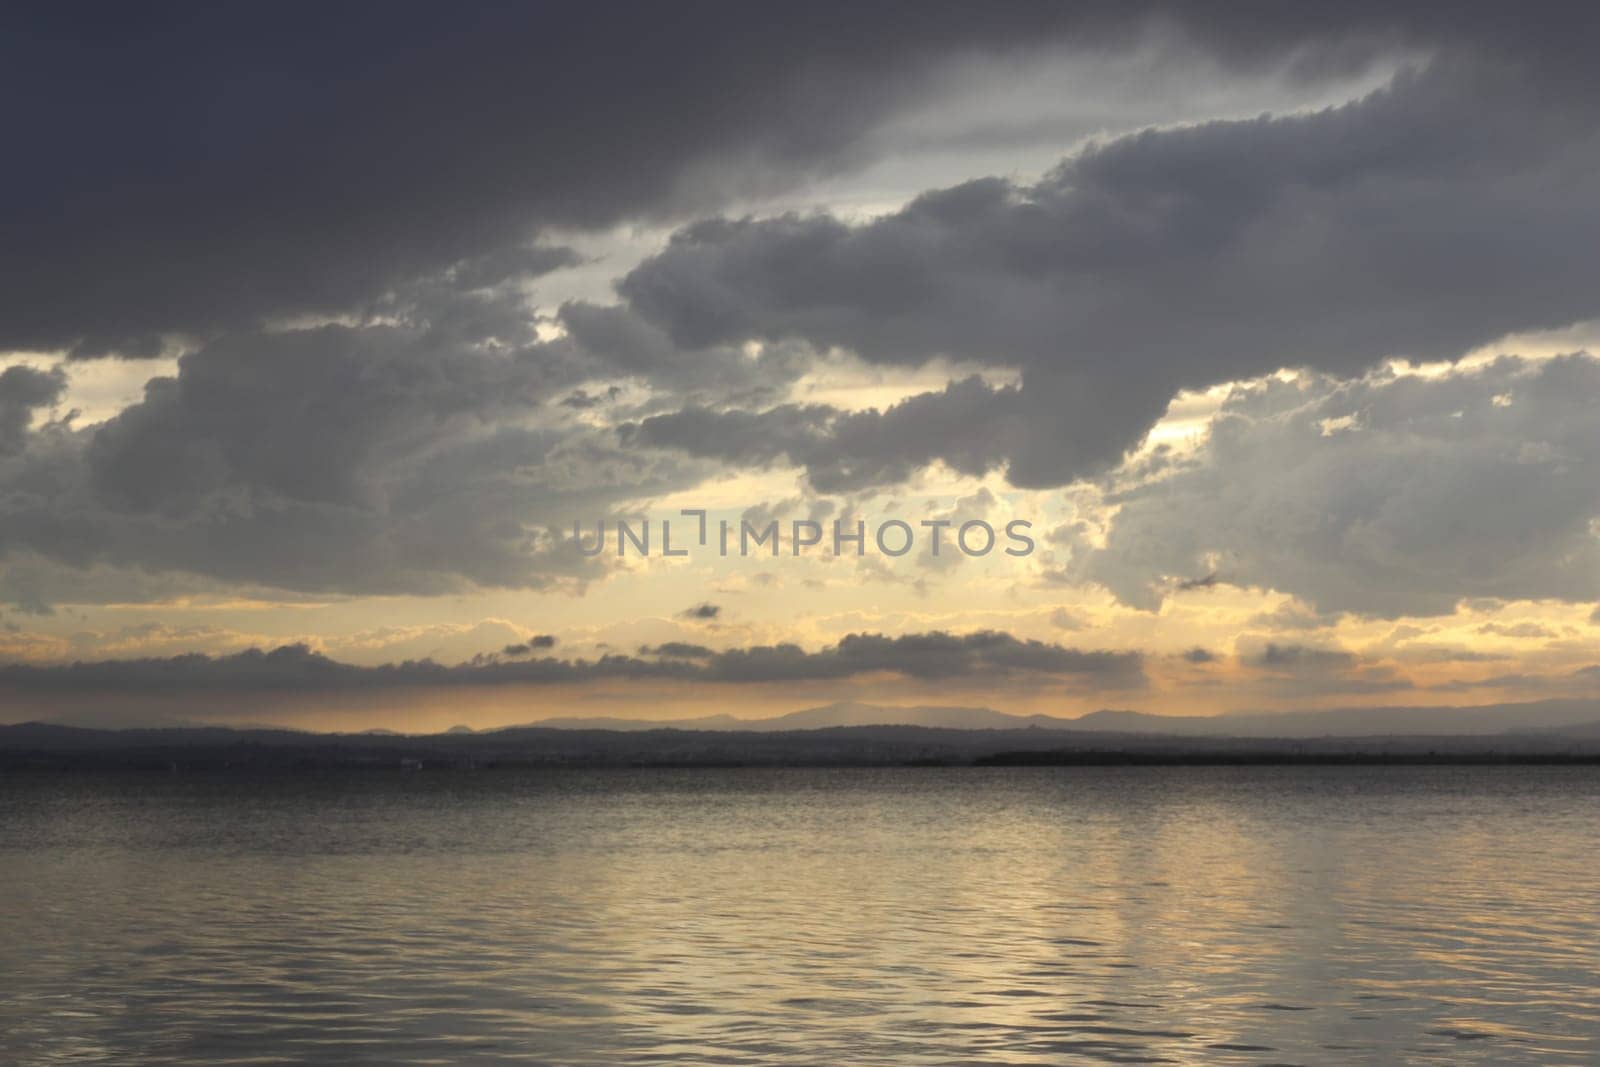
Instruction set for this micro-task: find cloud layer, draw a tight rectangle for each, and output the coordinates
[0,630,1143,694]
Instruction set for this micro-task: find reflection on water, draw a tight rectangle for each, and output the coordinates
[1,766,1597,1065]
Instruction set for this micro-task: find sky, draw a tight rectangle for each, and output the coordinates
[1,2,1597,730]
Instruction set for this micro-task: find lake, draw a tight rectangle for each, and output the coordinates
[1,766,1597,1064]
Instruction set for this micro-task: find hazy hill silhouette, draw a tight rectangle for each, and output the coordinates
[4,696,1600,770]
[519,698,1600,737]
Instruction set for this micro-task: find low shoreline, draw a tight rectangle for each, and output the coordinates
[5,720,1600,772]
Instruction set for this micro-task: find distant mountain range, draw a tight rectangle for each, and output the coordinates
[519,698,1600,738]
[6,697,1600,770]
[8,697,1600,739]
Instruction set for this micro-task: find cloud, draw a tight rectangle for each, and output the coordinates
[623,376,1025,492]
[559,387,622,410]
[11,4,1351,358]
[704,630,1143,684]
[3,4,1598,657]
[0,366,65,455]
[0,630,1143,695]
[0,275,728,606]
[9,3,1540,361]
[1434,664,1600,694]
[1048,607,1089,631]
[502,636,558,656]
[0,234,838,610]
[641,642,715,660]
[1076,355,1600,617]
[619,46,1600,488]
[558,302,813,402]
[1227,635,1414,698]
[1245,642,1357,671]
[1476,623,1556,640]
[680,602,722,621]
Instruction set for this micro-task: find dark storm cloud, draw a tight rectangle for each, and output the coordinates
[0,630,1142,693]
[6,1,1563,359]
[619,31,1600,487]
[0,366,65,455]
[0,2,1200,357]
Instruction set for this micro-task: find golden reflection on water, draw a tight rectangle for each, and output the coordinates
[1,766,1597,1064]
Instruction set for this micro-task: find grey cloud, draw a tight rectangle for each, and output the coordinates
[1246,642,1356,670]
[1231,636,1414,698]
[1476,623,1556,640]
[641,643,715,660]
[88,324,561,513]
[1049,607,1089,631]
[7,5,1600,618]
[503,636,558,656]
[447,246,581,291]
[0,366,65,455]
[681,602,722,621]
[0,629,1143,693]
[695,630,1142,684]
[12,3,1315,358]
[1079,355,1600,617]
[623,376,1025,492]
[1434,664,1600,694]
[12,3,1562,359]
[1399,645,1511,664]
[559,386,623,411]
[620,48,1600,488]
[0,283,714,603]
[558,303,810,405]
[1182,647,1216,663]
[1247,602,1340,632]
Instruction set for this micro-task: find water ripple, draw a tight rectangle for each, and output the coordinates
[1,765,1597,1065]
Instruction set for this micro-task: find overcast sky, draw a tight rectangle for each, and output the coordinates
[2,2,1597,729]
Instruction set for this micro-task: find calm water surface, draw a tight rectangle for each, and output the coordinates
[1,766,1597,1065]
